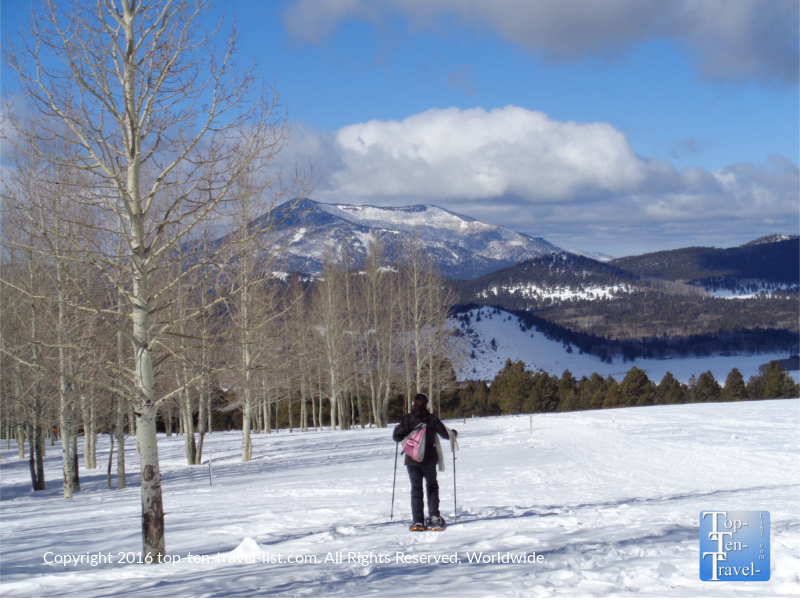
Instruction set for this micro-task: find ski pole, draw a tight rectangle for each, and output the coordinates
[453,450,457,522]
[390,442,399,520]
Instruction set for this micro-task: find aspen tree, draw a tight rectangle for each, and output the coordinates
[4,0,302,561]
[313,249,350,430]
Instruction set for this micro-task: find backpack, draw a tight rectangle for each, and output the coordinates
[401,424,426,462]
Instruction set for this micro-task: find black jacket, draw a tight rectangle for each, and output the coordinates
[393,412,450,467]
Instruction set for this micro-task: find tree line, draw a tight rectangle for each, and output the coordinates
[445,359,798,417]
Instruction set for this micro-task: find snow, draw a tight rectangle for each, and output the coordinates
[1,400,798,597]
[480,284,631,302]
[319,203,484,235]
[455,308,795,384]
[289,228,307,244]
[565,249,615,263]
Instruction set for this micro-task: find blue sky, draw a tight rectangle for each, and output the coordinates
[2,0,798,256]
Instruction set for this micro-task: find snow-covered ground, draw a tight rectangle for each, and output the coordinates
[1,400,798,597]
[454,308,798,384]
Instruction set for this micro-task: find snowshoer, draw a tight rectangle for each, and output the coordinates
[393,393,457,531]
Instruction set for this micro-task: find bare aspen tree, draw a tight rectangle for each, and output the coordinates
[4,0,303,561]
[359,238,396,427]
[224,179,293,462]
[313,248,351,430]
[0,210,48,489]
[287,276,312,432]
[1,152,91,497]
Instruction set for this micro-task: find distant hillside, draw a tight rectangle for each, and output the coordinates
[451,246,797,347]
[453,252,637,301]
[610,236,799,288]
[452,252,701,310]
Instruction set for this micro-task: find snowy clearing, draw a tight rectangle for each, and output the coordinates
[1,400,798,597]
[454,308,796,384]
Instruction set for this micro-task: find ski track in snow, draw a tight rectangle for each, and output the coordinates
[1,400,798,597]
[454,308,798,384]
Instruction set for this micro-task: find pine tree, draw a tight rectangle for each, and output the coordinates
[694,371,722,402]
[763,361,790,399]
[556,370,579,411]
[619,366,656,406]
[746,374,765,400]
[527,372,559,413]
[721,368,746,401]
[488,359,531,415]
[658,372,686,405]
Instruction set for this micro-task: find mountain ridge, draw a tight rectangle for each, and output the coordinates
[255,198,560,279]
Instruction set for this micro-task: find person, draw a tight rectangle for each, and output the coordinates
[392,393,457,531]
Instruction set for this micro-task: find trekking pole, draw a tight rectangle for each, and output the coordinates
[453,450,457,522]
[390,442,399,520]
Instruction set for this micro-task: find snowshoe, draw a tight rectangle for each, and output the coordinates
[409,522,426,532]
[426,516,446,531]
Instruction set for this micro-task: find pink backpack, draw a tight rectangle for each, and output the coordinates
[402,424,427,462]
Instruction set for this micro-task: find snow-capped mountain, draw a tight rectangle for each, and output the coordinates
[253,198,559,279]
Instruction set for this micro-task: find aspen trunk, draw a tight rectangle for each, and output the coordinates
[129,407,137,439]
[195,391,205,463]
[82,393,91,469]
[107,430,114,488]
[28,424,36,491]
[265,387,272,434]
[18,425,25,458]
[265,395,269,434]
[356,389,364,428]
[116,392,127,489]
[207,391,212,435]
[318,371,324,429]
[300,377,307,432]
[90,403,97,469]
[240,272,254,461]
[177,362,196,465]
[195,431,205,465]
[136,405,165,562]
[242,384,252,461]
[311,387,318,431]
[288,387,293,433]
[72,433,81,492]
[60,414,73,498]
[35,424,45,489]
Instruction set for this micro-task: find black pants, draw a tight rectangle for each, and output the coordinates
[407,463,440,523]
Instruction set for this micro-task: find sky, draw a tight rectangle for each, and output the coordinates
[2,0,798,257]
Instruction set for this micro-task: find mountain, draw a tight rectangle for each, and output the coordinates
[609,236,799,296]
[253,198,559,279]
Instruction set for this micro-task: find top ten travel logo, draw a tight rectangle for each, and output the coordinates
[699,511,770,581]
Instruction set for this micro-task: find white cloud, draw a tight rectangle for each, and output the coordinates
[282,0,799,85]
[326,106,655,201]
[282,106,799,254]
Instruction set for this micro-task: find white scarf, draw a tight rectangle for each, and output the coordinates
[434,424,459,472]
